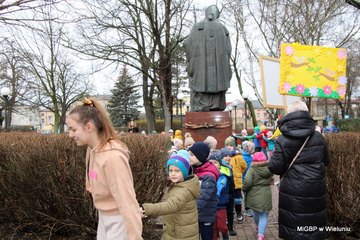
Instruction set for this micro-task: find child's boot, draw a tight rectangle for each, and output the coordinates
[236,212,244,222]
[228,228,237,236]
[223,233,229,240]
[257,234,265,240]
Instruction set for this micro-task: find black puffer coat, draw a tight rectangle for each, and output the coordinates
[269,110,330,240]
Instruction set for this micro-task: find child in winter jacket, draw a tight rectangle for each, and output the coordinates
[262,131,275,159]
[208,152,230,240]
[189,142,220,240]
[256,125,269,158]
[219,147,237,236]
[224,136,247,223]
[252,126,262,152]
[241,141,255,217]
[142,150,200,240]
[243,152,274,240]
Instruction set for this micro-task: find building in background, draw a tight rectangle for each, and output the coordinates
[11,105,40,131]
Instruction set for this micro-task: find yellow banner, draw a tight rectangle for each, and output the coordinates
[280,43,347,99]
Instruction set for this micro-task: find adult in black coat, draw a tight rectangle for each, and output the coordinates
[268,100,330,240]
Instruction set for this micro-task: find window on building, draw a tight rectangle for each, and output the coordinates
[48,116,53,122]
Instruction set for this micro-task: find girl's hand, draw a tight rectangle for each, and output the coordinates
[140,207,147,218]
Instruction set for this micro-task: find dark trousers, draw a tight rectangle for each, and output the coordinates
[226,196,234,230]
[199,221,214,240]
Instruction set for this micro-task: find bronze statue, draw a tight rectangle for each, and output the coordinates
[184,5,232,112]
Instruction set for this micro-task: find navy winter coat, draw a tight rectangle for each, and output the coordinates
[268,110,330,240]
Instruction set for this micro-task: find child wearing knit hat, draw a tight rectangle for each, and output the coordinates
[241,141,255,218]
[219,147,237,236]
[184,132,195,150]
[168,138,183,157]
[252,126,262,152]
[174,129,183,141]
[142,150,200,239]
[262,131,275,159]
[189,142,220,240]
[208,153,231,240]
[224,136,247,226]
[204,135,218,151]
[242,152,273,240]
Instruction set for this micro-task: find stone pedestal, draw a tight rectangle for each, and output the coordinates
[184,111,232,146]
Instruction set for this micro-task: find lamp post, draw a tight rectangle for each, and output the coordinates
[352,104,357,119]
[226,105,233,128]
[185,101,190,112]
[177,92,184,128]
[242,92,249,130]
[232,100,239,132]
[1,87,10,131]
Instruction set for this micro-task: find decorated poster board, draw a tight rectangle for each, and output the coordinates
[259,55,299,109]
[280,43,347,99]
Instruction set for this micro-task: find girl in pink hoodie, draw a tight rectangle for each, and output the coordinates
[66,98,143,240]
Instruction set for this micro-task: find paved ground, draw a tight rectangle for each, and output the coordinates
[228,176,280,240]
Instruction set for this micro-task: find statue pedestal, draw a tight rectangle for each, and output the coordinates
[184,111,232,146]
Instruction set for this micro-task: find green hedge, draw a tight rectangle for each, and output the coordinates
[338,119,360,132]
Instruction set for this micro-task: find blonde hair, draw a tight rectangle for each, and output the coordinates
[287,100,308,114]
[69,98,119,148]
[128,120,137,128]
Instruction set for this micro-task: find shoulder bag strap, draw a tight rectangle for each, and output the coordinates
[280,136,310,181]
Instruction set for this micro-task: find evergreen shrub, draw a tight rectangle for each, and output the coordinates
[337,119,360,132]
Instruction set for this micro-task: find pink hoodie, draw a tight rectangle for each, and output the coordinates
[86,140,142,240]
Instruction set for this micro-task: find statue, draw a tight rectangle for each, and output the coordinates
[184,5,232,112]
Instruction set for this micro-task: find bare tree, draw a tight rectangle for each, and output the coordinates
[0,0,64,26]
[11,4,92,133]
[224,0,360,125]
[66,0,193,132]
[338,40,360,117]
[0,38,32,129]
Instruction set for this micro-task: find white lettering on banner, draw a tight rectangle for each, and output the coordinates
[297,226,351,232]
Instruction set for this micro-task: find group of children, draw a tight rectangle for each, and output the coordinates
[234,126,276,160]
[143,131,274,240]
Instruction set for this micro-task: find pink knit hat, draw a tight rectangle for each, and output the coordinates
[252,152,267,162]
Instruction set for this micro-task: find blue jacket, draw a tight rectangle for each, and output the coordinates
[253,135,261,148]
[242,149,253,182]
[216,173,229,208]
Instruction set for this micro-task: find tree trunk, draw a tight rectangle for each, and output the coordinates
[158,58,173,132]
[142,73,155,133]
[247,100,257,127]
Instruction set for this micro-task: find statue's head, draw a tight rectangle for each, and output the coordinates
[205,5,220,21]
